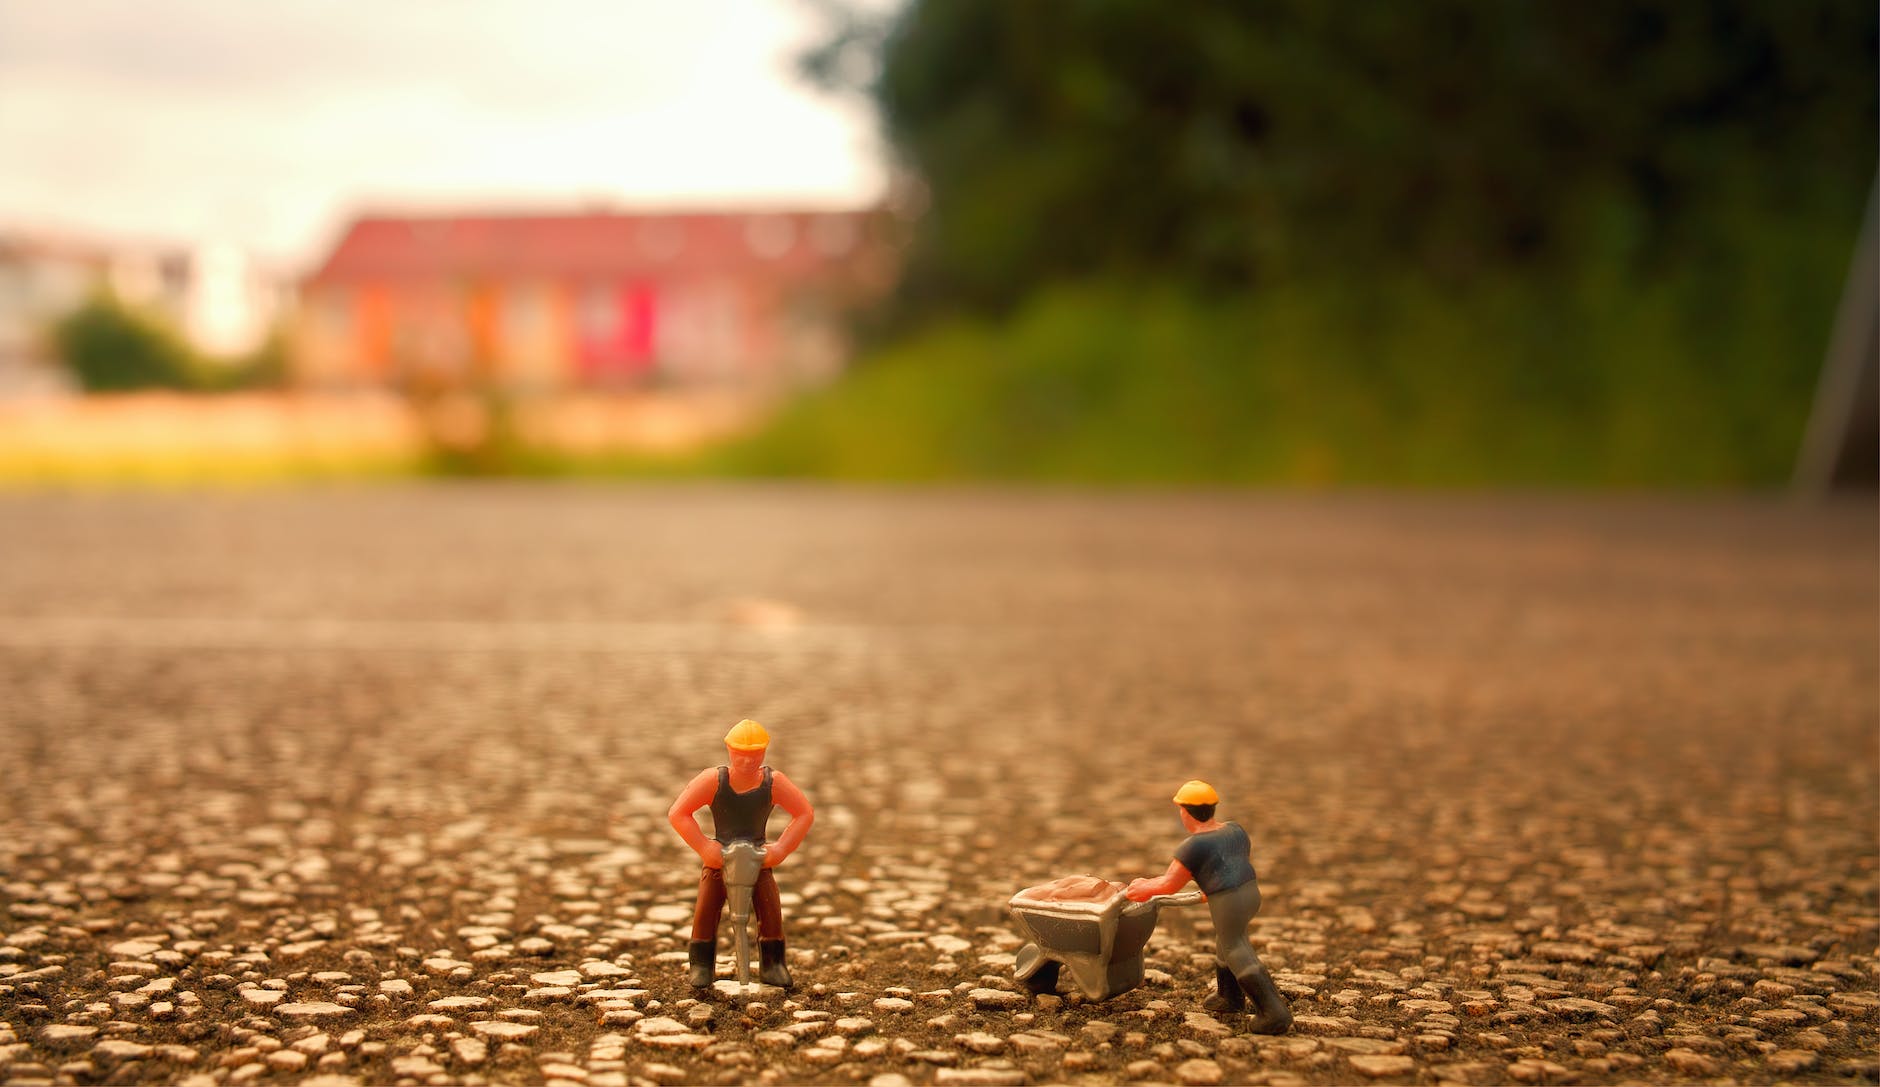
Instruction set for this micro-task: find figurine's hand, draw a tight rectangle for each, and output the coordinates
[699,841,724,869]
[1124,879,1155,902]
[761,847,786,869]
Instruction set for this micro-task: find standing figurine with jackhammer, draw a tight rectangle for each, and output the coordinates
[1126,780,1292,1033]
[668,719,815,989]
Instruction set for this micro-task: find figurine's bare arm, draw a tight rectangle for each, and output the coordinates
[762,770,814,869]
[668,769,724,869]
[1125,859,1193,902]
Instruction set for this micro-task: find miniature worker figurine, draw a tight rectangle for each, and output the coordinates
[667,719,814,989]
[1127,780,1292,1033]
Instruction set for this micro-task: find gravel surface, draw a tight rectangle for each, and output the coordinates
[0,485,1874,1086]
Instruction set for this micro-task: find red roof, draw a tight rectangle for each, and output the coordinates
[305,209,885,286]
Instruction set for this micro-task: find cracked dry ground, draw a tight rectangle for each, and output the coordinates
[0,487,1874,1087]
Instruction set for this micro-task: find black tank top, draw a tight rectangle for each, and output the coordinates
[709,766,773,844]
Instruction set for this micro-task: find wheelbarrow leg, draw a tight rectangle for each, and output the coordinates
[1014,943,1061,996]
[1070,959,1116,1001]
[1099,953,1145,1001]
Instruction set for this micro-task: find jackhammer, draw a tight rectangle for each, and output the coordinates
[720,840,766,986]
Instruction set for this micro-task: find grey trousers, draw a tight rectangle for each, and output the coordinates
[1206,880,1264,976]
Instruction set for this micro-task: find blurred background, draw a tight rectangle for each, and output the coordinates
[0,0,1873,489]
[3,8,1876,1082]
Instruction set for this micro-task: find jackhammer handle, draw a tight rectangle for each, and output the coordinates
[721,841,767,887]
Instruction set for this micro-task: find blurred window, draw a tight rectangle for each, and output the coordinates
[810,216,858,258]
[46,261,91,308]
[745,216,796,260]
[504,285,547,336]
[158,255,190,306]
[637,219,684,260]
[320,289,353,336]
[581,285,618,337]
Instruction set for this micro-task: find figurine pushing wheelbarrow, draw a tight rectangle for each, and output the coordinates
[1010,875,1203,1000]
[1124,780,1293,1032]
[1010,780,1292,1034]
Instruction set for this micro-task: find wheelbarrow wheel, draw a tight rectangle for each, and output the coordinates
[1014,944,1060,995]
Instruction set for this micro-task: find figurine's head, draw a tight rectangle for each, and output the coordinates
[1173,779,1219,830]
[724,718,770,771]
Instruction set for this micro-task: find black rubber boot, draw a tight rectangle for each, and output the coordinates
[758,939,793,989]
[1237,962,1293,1035]
[1202,965,1245,1013]
[687,939,716,989]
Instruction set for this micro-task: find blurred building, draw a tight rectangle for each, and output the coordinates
[293,208,899,393]
[0,234,98,397]
[0,231,285,398]
[118,243,289,362]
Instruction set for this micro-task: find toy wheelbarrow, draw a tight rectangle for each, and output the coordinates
[1009,879,1204,1000]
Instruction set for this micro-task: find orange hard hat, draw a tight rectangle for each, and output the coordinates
[1173,780,1220,805]
[725,719,771,751]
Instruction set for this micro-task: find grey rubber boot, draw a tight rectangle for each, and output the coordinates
[758,939,793,989]
[1236,961,1293,1034]
[1201,965,1245,1013]
[687,939,716,989]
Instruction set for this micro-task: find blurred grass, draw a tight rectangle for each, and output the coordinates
[0,391,427,488]
[709,212,1846,488]
[3,209,1848,490]
[0,451,424,487]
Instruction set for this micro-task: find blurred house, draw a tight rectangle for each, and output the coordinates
[0,230,285,397]
[0,234,98,397]
[294,208,899,394]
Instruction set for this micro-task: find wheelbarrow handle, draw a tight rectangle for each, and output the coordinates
[1122,889,1206,915]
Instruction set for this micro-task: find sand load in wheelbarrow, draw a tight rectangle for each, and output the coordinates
[1009,875,1203,1001]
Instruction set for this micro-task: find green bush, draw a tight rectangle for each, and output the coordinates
[51,294,202,392]
[201,329,290,392]
[50,294,290,394]
[717,209,1846,487]
[762,0,1871,488]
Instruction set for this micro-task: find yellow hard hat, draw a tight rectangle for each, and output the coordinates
[1173,780,1219,805]
[725,719,771,751]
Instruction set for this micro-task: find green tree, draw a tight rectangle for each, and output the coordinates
[51,294,202,392]
[812,0,1876,314]
[772,0,1875,486]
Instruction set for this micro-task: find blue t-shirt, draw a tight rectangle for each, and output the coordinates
[1173,822,1257,896]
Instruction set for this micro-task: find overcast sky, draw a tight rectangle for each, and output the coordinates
[0,1,888,270]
